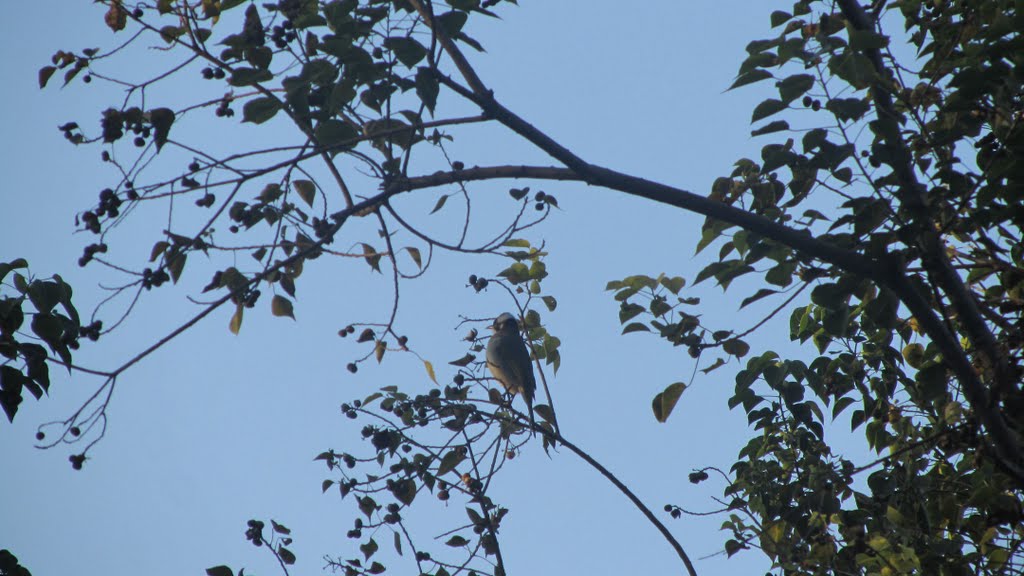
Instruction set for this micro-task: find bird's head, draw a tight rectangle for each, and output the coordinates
[491,312,519,334]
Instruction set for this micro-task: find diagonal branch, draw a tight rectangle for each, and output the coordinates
[837,0,1023,481]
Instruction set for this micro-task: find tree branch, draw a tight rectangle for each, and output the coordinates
[837,0,1023,481]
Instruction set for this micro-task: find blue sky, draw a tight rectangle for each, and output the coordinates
[0,2,816,575]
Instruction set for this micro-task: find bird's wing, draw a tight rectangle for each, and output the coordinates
[505,337,536,402]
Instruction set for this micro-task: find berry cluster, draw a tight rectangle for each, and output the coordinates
[270,20,298,49]
[79,320,103,342]
[58,122,84,144]
[78,242,108,267]
[245,519,265,547]
[200,66,226,80]
[141,267,171,290]
[468,274,488,292]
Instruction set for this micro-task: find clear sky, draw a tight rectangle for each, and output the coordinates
[1,2,807,575]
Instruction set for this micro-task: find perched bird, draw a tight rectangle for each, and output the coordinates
[486,312,536,431]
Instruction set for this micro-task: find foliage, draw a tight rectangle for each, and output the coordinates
[8,0,1023,576]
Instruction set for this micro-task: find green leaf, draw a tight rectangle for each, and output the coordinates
[360,243,382,273]
[541,295,557,311]
[740,288,778,309]
[777,74,814,103]
[415,67,439,113]
[437,449,465,476]
[534,404,554,423]
[405,247,422,268]
[437,11,468,36]
[722,338,750,357]
[167,251,186,283]
[751,120,789,136]
[751,99,787,123]
[622,322,649,334]
[39,66,57,89]
[301,59,338,85]
[652,382,687,423]
[271,295,295,319]
[242,97,282,124]
[360,538,378,560]
[149,108,175,152]
[314,119,358,151]
[384,37,427,68]
[445,535,470,547]
[848,29,889,51]
[728,69,773,91]
[769,10,792,27]
[229,67,273,87]
[293,180,316,206]
[429,194,449,214]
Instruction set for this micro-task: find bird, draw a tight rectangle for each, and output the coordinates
[486,312,537,433]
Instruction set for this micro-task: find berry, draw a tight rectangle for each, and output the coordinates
[35,431,45,441]
[134,136,145,147]
[70,426,81,437]
[347,363,358,373]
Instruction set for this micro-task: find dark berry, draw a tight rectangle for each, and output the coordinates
[347,363,358,373]
[35,431,45,441]
[133,136,145,147]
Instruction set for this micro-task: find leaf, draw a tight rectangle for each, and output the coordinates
[206,567,234,576]
[293,180,316,207]
[271,295,295,319]
[321,480,334,493]
[541,295,557,311]
[229,304,244,334]
[149,108,175,152]
[848,29,890,51]
[242,97,282,124]
[415,67,439,113]
[393,531,403,556]
[533,404,554,424]
[384,37,427,68]
[728,69,773,91]
[509,187,529,200]
[167,251,186,283]
[105,1,127,31]
[228,67,273,86]
[445,536,470,547]
[722,338,750,358]
[652,382,687,423]
[777,74,814,103]
[360,538,378,560]
[622,322,650,334]
[360,243,382,273]
[437,449,466,476]
[374,340,386,363]
[448,353,475,367]
[700,357,726,374]
[751,120,789,136]
[405,247,422,268]
[751,99,787,122]
[430,194,449,214]
[770,10,792,27]
[423,360,437,384]
[38,66,57,89]
[149,241,170,262]
[271,520,291,535]
[314,119,359,151]
[740,288,778,309]
[277,546,296,565]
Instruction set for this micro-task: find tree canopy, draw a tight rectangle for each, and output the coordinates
[3,1,1023,575]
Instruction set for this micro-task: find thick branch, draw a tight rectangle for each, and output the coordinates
[389,164,878,280]
[837,0,1023,479]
